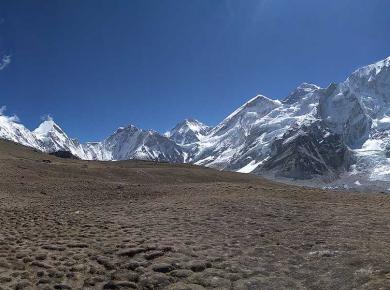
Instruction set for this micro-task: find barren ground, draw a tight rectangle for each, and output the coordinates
[0,140,390,290]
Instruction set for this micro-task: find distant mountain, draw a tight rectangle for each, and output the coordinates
[0,116,185,162]
[2,56,390,189]
[0,113,42,149]
[191,95,282,169]
[93,125,185,162]
[165,119,210,145]
[33,118,87,158]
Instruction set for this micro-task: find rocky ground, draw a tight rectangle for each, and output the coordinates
[0,140,390,290]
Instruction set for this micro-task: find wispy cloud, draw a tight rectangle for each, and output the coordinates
[0,105,6,115]
[0,55,11,70]
[40,114,53,122]
[0,105,20,122]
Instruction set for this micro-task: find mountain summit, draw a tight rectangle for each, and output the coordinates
[165,119,211,145]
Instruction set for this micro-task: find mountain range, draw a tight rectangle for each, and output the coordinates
[1,56,390,190]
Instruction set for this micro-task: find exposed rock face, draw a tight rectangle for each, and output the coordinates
[318,83,372,148]
[49,150,80,159]
[282,83,320,105]
[259,122,352,179]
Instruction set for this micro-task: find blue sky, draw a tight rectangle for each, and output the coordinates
[0,0,389,142]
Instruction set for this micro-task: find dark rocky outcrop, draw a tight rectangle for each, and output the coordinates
[258,122,352,179]
[49,150,80,159]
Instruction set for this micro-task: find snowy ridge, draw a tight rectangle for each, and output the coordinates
[99,124,185,162]
[165,119,211,145]
[33,117,88,158]
[0,113,42,149]
[2,55,390,189]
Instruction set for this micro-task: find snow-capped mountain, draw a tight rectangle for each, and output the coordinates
[93,125,185,162]
[191,95,282,169]
[2,55,390,189]
[318,56,390,186]
[191,84,322,174]
[0,113,42,150]
[165,119,210,145]
[33,117,87,158]
[0,113,184,163]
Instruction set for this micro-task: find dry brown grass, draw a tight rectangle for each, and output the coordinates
[0,140,390,290]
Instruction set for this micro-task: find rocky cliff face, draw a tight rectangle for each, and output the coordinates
[259,122,352,179]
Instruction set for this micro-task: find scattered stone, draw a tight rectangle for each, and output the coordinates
[47,269,65,278]
[0,261,11,269]
[127,272,140,282]
[54,285,72,290]
[139,273,172,289]
[31,261,51,269]
[188,272,231,288]
[14,281,32,290]
[36,271,45,277]
[103,281,118,289]
[37,278,51,284]
[22,257,33,263]
[35,253,48,261]
[12,262,26,270]
[116,281,137,288]
[144,250,164,260]
[83,278,96,287]
[308,249,339,258]
[187,261,211,272]
[152,263,174,273]
[233,276,298,290]
[42,245,66,251]
[96,256,115,270]
[0,277,12,283]
[165,282,206,290]
[66,243,89,248]
[68,264,84,272]
[170,269,193,278]
[126,261,142,271]
[118,248,145,257]
[102,280,137,289]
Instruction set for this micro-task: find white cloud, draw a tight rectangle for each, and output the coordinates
[7,114,19,122]
[40,114,53,122]
[0,105,20,122]
[0,55,11,70]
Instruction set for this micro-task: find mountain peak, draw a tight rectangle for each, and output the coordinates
[224,94,281,123]
[283,83,320,104]
[114,124,140,134]
[166,118,210,145]
[34,117,66,137]
[242,94,282,111]
[369,55,390,71]
[349,56,390,80]
[183,118,197,123]
[297,82,320,90]
[245,94,276,106]
[183,118,207,128]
